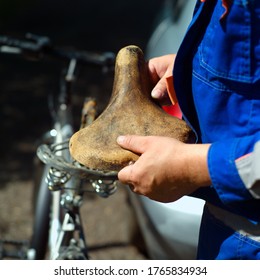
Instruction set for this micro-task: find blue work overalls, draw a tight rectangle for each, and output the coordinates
[174,0,260,259]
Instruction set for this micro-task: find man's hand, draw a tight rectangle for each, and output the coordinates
[148,54,176,105]
[117,135,211,203]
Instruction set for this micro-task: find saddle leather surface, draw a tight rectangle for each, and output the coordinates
[69,45,195,172]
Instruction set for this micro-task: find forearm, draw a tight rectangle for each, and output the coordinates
[183,143,212,188]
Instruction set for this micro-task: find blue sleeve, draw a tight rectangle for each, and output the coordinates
[208,133,260,204]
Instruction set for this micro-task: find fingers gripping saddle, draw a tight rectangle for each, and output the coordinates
[69,45,195,172]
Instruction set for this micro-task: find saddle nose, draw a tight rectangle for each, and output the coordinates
[69,45,195,172]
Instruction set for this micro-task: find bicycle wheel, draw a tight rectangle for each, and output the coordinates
[30,163,51,260]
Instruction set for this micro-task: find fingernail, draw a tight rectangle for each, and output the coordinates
[117,135,125,144]
[151,89,161,99]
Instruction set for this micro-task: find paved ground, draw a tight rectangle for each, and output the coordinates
[0,0,163,260]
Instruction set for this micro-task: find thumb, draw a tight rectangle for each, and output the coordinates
[117,135,146,154]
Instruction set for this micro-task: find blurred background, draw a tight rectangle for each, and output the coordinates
[0,0,162,50]
[0,0,164,259]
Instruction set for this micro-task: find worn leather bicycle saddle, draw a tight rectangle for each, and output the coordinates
[69,45,195,172]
